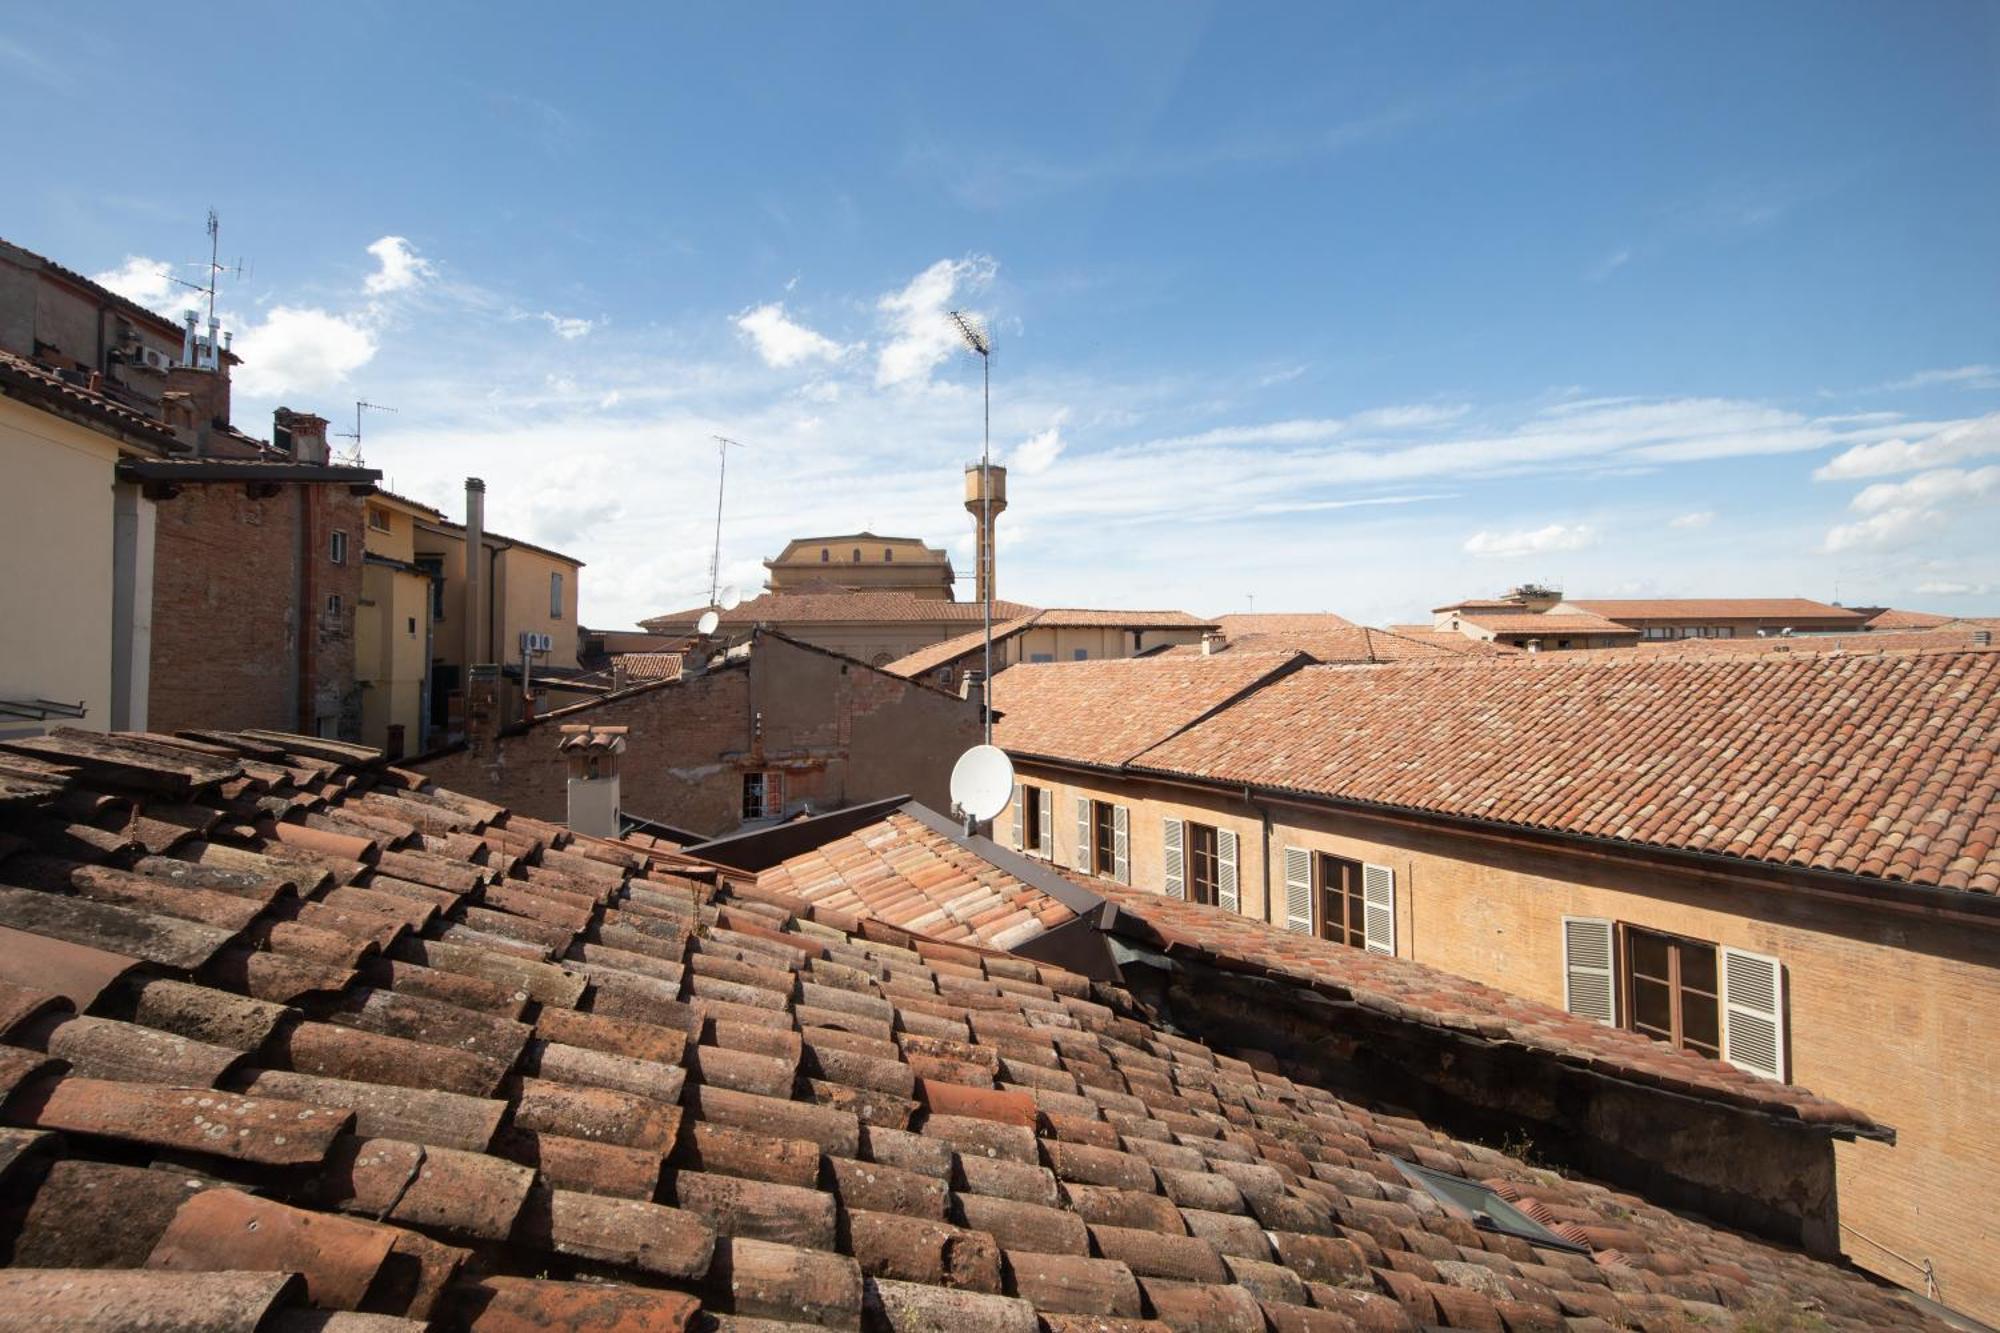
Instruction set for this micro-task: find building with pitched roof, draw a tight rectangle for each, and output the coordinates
[644,590,1040,669]
[985,647,2000,1316]
[885,609,1219,689]
[764,532,957,599]
[1429,589,1880,650]
[0,722,1957,1330]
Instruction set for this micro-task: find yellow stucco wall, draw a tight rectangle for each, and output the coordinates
[0,396,120,733]
[493,543,580,670]
[358,561,429,755]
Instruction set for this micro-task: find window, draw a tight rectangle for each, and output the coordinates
[1317,853,1368,948]
[851,548,861,562]
[820,548,829,562]
[1163,819,1238,909]
[1093,802,1117,876]
[406,616,417,636]
[1625,926,1721,1059]
[1072,648,1088,661]
[1012,785,1051,855]
[550,571,564,618]
[325,593,343,618]
[330,530,348,564]
[742,771,783,820]
[884,548,893,561]
[1186,823,1219,905]
[1030,653,1054,663]
[1563,920,1788,1079]
[1389,1159,1589,1254]
[1075,798,1128,882]
[415,555,445,620]
[368,508,391,533]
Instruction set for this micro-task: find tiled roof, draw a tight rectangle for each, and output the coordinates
[756,810,1079,950]
[1383,626,1522,656]
[992,653,1309,768]
[1616,631,1994,658]
[1858,608,1954,631]
[1079,877,1889,1136]
[1132,651,2000,892]
[1214,613,1357,635]
[1161,628,1460,663]
[645,592,1039,633]
[1567,599,1867,624]
[1454,611,1639,637]
[615,652,685,680]
[885,610,1217,680]
[0,350,182,451]
[0,727,1939,1330]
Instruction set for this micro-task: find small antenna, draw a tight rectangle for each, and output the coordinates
[168,208,248,329]
[708,435,748,607]
[334,400,397,465]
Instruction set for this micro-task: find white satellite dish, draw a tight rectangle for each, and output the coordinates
[949,744,1015,824]
[719,584,743,611]
[696,609,721,637]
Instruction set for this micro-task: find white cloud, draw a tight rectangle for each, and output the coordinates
[1586,247,1632,281]
[735,302,851,368]
[1915,580,1991,596]
[364,236,433,295]
[1153,418,1347,450]
[1462,523,1597,559]
[1878,365,2000,392]
[1008,422,1066,476]
[1814,413,2000,480]
[1823,465,2000,553]
[875,256,996,389]
[91,255,184,317]
[1669,510,1715,529]
[540,312,594,340]
[230,306,378,398]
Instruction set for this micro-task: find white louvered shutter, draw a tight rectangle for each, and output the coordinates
[1282,847,1313,934]
[1037,796,1052,858]
[1721,947,1786,1080]
[1010,785,1023,850]
[1112,805,1130,884]
[1216,830,1239,913]
[1074,797,1092,872]
[1162,818,1185,899]
[1562,917,1617,1025]
[1361,863,1396,955]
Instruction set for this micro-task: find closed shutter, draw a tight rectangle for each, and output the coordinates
[1162,818,1185,899]
[1282,847,1313,934]
[768,771,784,818]
[1010,785,1023,850]
[1721,947,1786,1080]
[1562,917,1616,1025]
[1216,829,1239,913]
[1361,863,1395,955]
[1074,797,1092,872]
[1112,805,1130,885]
[1037,797,1052,858]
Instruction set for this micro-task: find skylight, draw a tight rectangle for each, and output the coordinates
[1389,1158,1590,1254]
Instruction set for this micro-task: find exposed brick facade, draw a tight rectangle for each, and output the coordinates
[1007,760,2000,1322]
[415,632,982,836]
[148,482,365,737]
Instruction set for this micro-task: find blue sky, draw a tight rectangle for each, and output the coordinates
[6,3,1997,627]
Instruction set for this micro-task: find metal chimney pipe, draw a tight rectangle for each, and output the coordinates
[464,478,487,664]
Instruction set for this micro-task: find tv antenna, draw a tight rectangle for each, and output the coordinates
[708,435,747,608]
[167,209,250,328]
[949,309,994,744]
[334,400,397,465]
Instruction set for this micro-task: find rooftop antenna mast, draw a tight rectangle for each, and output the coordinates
[949,309,993,746]
[334,401,396,465]
[708,436,747,608]
[168,208,248,328]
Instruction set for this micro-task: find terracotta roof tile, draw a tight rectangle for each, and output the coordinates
[991,653,1309,768]
[0,727,1950,1330]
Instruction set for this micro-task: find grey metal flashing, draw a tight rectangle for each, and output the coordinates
[893,801,1108,918]
[683,795,913,873]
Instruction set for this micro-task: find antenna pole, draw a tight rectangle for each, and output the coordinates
[709,436,745,607]
[334,400,397,465]
[948,311,994,747]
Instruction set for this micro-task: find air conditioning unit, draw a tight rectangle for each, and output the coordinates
[126,346,172,373]
[520,631,554,654]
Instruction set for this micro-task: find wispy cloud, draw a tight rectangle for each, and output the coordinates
[1463,523,1597,559]
[1823,466,2000,554]
[875,256,995,389]
[540,312,595,340]
[1814,412,2000,480]
[735,302,851,367]
[1669,510,1714,529]
[1586,247,1632,282]
[1868,365,2000,393]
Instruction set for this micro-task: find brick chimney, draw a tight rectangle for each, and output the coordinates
[1201,630,1226,656]
[163,364,230,455]
[274,408,331,463]
[560,725,626,838]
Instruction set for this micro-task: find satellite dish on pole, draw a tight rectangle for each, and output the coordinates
[696,609,720,637]
[719,584,742,611]
[949,744,1015,825]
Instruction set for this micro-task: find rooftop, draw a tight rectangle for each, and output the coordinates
[1566,599,1867,623]
[1160,626,1464,663]
[1453,610,1640,637]
[885,609,1218,680]
[1131,650,2000,893]
[645,591,1040,632]
[0,726,1938,1330]
[0,350,183,454]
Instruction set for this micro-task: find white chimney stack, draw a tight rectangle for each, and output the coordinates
[560,725,626,838]
[464,477,487,664]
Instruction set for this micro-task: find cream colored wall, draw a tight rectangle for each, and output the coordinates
[1013,626,1208,663]
[0,397,121,734]
[362,499,420,563]
[358,562,429,754]
[1009,755,2000,1321]
[494,546,581,670]
[412,523,467,668]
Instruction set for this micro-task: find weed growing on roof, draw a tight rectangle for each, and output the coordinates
[1732,1298,1832,1332]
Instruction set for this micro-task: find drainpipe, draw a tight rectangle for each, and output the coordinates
[1246,784,1273,924]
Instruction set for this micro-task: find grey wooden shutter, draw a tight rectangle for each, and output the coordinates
[1721,947,1786,1080]
[1010,785,1023,850]
[1216,830,1239,913]
[1282,847,1313,934]
[1361,863,1395,955]
[1562,917,1617,1025]
[1074,797,1092,872]
[1037,796,1052,858]
[1162,818,1185,899]
[1112,805,1130,884]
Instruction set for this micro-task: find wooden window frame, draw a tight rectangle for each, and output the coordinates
[1090,801,1117,877]
[1316,852,1368,949]
[1022,785,1044,853]
[1186,822,1220,906]
[1620,924,1721,1061]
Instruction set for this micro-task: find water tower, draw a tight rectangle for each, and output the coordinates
[964,462,1007,605]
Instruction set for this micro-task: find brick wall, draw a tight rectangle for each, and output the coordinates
[416,634,982,837]
[1009,759,2000,1322]
[149,483,365,737]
